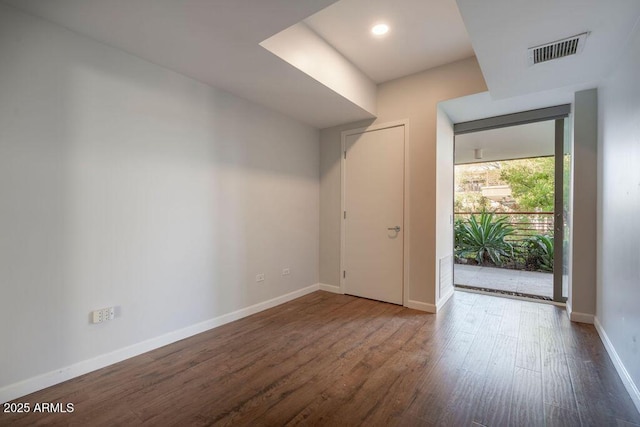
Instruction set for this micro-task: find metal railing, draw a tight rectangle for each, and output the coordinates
[454,211,554,239]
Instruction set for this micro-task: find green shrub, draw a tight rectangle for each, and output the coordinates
[523,234,554,272]
[455,212,514,266]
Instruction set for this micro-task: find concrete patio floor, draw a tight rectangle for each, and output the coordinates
[454,264,553,299]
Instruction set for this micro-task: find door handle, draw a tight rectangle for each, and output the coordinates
[387,226,401,232]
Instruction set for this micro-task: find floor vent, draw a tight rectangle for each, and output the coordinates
[439,255,453,297]
[527,32,588,65]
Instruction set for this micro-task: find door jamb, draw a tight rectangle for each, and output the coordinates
[340,119,411,307]
[553,119,567,302]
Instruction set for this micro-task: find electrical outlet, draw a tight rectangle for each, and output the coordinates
[92,306,116,324]
[282,268,290,275]
[92,310,103,324]
[256,273,265,282]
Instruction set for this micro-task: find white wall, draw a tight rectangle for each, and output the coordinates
[569,89,598,321]
[435,106,455,305]
[597,23,640,408]
[0,3,319,400]
[320,58,487,307]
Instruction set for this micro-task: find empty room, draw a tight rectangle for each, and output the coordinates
[1,0,639,426]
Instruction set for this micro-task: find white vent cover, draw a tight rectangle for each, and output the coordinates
[439,255,453,297]
[528,32,588,65]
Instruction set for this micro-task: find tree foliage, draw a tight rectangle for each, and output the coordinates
[500,157,555,212]
[454,192,491,213]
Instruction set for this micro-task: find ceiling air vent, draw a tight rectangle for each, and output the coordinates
[527,32,588,65]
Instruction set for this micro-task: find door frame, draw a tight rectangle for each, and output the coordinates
[452,105,571,303]
[340,119,411,306]
[553,118,566,302]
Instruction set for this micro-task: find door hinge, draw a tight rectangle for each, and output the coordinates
[344,151,347,159]
[343,211,347,219]
[343,270,346,279]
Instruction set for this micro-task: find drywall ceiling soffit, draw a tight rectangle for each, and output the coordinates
[2,0,376,128]
[260,22,377,116]
[304,0,475,84]
[440,88,581,124]
[456,0,640,99]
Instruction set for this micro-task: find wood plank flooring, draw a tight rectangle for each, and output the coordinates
[2,291,639,426]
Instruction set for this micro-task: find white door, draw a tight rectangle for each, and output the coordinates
[343,125,404,305]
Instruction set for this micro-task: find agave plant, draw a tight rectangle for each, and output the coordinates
[455,212,514,266]
[523,234,554,272]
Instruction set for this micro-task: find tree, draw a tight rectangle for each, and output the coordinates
[454,162,501,212]
[454,192,491,212]
[500,157,554,212]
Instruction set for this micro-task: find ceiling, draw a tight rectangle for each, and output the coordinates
[456,0,640,99]
[4,0,640,129]
[455,120,555,165]
[1,0,375,129]
[2,0,475,129]
[304,0,474,83]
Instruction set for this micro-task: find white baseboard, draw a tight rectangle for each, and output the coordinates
[594,317,640,413]
[566,300,595,324]
[437,287,455,311]
[570,311,595,324]
[0,283,320,404]
[319,283,342,294]
[406,299,436,313]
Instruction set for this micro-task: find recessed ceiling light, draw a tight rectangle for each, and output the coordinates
[371,24,389,36]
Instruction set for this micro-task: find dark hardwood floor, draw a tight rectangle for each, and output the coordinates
[2,291,639,426]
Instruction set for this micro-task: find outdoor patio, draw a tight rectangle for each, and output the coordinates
[454,264,553,299]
